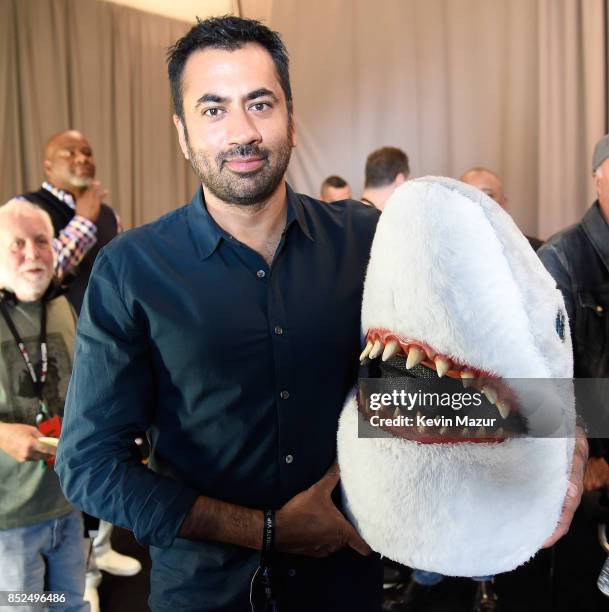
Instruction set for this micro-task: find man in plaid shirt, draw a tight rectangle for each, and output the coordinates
[19,131,121,301]
[6,129,140,612]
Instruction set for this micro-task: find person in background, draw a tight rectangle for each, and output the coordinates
[320,175,352,202]
[0,200,88,611]
[361,146,410,211]
[537,133,609,612]
[460,166,543,250]
[14,130,141,611]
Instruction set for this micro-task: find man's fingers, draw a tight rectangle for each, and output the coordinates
[32,437,57,457]
[316,463,340,493]
[345,522,372,556]
[542,483,580,548]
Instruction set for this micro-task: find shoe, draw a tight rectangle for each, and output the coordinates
[94,548,142,577]
[473,579,499,612]
[382,578,434,611]
[84,573,101,612]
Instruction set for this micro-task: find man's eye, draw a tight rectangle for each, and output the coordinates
[251,102,270,112]
[36,237,50,246]
[10,239,24,250]
[203,108,223,118]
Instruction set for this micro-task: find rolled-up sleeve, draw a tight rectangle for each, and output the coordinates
[55,249,199,547]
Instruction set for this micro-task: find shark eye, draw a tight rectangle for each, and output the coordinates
[555,310,566,342]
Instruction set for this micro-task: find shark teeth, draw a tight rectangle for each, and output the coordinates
[382,340,400,362]
[359,340,374,362]
[434,356,450,378]
[482,386,498,405]
[406,347,425,369]
[369,340,383,359]
[460,371,475,388]
[496,400,511,420]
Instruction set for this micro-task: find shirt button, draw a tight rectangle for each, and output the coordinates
[256,269,266,279]
[285,454,294,464]
[280,390,290,400]
[274,326,283,335]
[288,568,296,577]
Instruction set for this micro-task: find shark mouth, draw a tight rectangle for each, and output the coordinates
[359,328,528,444]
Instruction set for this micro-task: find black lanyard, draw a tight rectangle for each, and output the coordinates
[0,298,49,423]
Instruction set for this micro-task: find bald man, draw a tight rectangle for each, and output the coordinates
[8,130,138,612]
[18,130,119,313]
[460,167,543,250]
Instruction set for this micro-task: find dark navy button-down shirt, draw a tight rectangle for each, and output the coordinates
[55,184,380,609]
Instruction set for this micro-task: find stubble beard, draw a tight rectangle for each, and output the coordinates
[185,129,293,208]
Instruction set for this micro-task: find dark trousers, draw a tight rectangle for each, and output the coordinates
[150,538,383,612]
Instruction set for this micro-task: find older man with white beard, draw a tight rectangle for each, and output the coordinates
[15,130,140,612]
[0,200,88,611]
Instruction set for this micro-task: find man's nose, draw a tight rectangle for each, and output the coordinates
[227,108,262,146]
[74,150,91,164]
[23,240,40,260]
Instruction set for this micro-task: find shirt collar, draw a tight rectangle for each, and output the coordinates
[186,183,314,260]
[42,182,76,210]
[582,201,609,274]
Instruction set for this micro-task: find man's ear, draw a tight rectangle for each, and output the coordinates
[42,159,52,179]
[593,170,602,197]
[395,173,406,186]
[289,110,297,148]
[173,115,190,160]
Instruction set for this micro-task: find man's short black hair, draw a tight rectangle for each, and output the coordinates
[321,175,349,190]
[167,16,293,123]
[365,147,410,188]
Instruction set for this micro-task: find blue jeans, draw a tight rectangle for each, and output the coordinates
[412,570,493,585]
[0,510,89,611]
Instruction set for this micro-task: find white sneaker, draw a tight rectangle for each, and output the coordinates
[84,579,100,612]
[94,548,142,577]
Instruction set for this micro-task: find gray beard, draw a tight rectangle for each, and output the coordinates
[69,176,94,189]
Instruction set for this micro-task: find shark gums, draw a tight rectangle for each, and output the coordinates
[337,177,575,577]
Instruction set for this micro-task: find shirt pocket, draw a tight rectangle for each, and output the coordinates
[574,287,609,376]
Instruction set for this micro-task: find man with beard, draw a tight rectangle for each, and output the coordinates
[20,130,119,314]
[0,200,88,610]
[56,16,382,612]
[17,131,140,611]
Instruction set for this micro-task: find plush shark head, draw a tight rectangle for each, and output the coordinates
[337,177,574,576]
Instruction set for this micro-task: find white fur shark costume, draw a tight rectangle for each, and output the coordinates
[337,177,574,577]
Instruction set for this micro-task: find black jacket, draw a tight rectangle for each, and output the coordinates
[538,202,609,457]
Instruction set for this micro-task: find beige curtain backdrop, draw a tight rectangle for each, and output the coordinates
[243,0,606,239]
[0,0,199,229]
[1,0,605,237]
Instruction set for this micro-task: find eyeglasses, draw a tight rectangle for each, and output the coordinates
[249,563,279,612]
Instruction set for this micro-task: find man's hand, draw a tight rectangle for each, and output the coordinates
[75,181,108,223]
[0,423,56,463]
[584,457,609,492]
[543,432,588,548]
[275,464,372,558]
